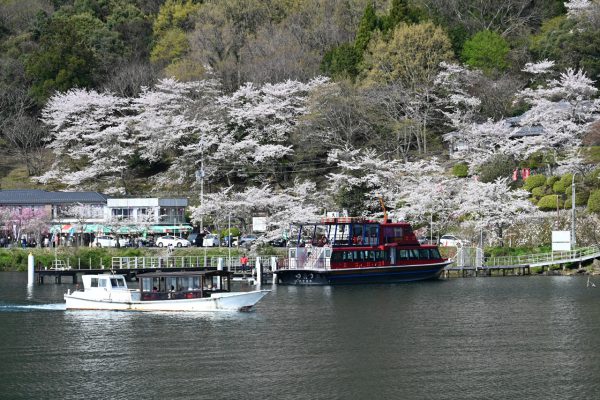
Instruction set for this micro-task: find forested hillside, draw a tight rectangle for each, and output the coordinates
[1,0,600,245]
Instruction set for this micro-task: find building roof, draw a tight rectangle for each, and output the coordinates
[0,190,107,206]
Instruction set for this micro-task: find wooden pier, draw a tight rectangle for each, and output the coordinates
[444,264,531,278]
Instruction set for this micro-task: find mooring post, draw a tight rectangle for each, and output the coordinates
[217,257,223,289]
[256,257,262,286]
[27,253,34,286]
[271,256,278,285]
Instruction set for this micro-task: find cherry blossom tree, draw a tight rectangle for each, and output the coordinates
[190,179,323,240]
[0,207,51,246]
[38,89,135,194]
[444,63,600,173]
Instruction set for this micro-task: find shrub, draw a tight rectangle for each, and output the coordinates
[587,189,600,213]
[565,192,589,208]
[546,176,559,186]
[523,174,547,191]
[531,186,548,198]
[461,30,509,73]
[537,194,562,211]
[477,154,515,183]
[552,173,572,194]
[452,163,469,177]
[219,227,241,239]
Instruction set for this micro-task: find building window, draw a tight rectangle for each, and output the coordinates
[112,208,132,220]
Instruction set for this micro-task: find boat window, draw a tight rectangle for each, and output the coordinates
[166,277,177,292]
[110,278,125,288]
[419,249,431,259]
[99,279,107,288]
[90,278,98,287]
[365,224,379,245]
[384,227,403,243]
[430,248,441,259]
[330,251,343,262]
[142,278,153,292]
[352,225,363,244]
[191,277,200,290]
[178,277,189,291]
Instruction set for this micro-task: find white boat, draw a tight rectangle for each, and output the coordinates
[64,270,269,312]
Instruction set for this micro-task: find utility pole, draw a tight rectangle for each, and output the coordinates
[195,159,205,232]
[571,173,577,249]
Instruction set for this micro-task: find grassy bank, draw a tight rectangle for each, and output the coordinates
[0,246,287,272]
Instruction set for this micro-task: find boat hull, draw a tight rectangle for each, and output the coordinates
[64,290,270,312]
[274,262,450,285]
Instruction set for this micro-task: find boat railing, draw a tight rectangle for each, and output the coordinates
[111,255,282,272]
[278,247,330,271]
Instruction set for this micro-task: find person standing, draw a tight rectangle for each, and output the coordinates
[240,254,249,272]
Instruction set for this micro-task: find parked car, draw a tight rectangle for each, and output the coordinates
[139,238,155,247]
[233,234,260,248]
[187,233,205,247]
[439,235,469,247]
[221,235,234,247]
[156,235,190,247]
[202,234,220,247]
[94,235,128,248]
[266,237,287,247]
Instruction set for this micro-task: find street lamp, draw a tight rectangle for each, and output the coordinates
[571,172,577,249]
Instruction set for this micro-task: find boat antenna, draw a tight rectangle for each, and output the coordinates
[378,195,388,223]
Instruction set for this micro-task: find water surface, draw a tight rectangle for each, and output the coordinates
[1,272,600,399]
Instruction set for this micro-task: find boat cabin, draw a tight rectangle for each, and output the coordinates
[293,217,420,248]
[137,270,232,301]
[81,274,129,291]
[285,218,443,270]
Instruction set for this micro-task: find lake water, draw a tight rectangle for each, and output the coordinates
[1,272,600,399]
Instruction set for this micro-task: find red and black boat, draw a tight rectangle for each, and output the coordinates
[274,215,451,285]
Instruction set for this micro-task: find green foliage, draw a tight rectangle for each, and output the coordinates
[451,163,468,178]
[552,174,572,194]
[531,186,547,198]
[361,22,454,86]
[546,176,559,186]
[477,154,514,183]
[321,43,361,80]
[581,147,600,163]
[219,227,241,239]
[523,175,547,192]
[485,245,551,258]
[25,11,123,102]
[153,0,200,35]
[355,3,379,53]
[150,28,189,64]
[587,189,600,213]
[461,30,509,73]
[564,191,589,208]
[537,194,562,211]
[336,185,369,217]
[530,15,600,88]
[150,0,200,68]
[381,0,420,32]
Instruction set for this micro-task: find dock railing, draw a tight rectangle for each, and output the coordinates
[483,245,600,267]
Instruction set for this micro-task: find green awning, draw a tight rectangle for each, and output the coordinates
[83,224,111,234]
[149,225,193,234]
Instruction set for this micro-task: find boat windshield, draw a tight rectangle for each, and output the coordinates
[110,277,126,288]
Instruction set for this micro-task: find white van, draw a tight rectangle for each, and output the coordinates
[202,234,220,247]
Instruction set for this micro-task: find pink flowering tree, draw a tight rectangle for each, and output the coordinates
[0,207,51,247]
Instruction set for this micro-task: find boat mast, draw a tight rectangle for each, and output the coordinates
[378,195,388,223]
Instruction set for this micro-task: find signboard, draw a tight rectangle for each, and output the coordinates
[552,230,571,251]
[252,217,267,232]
